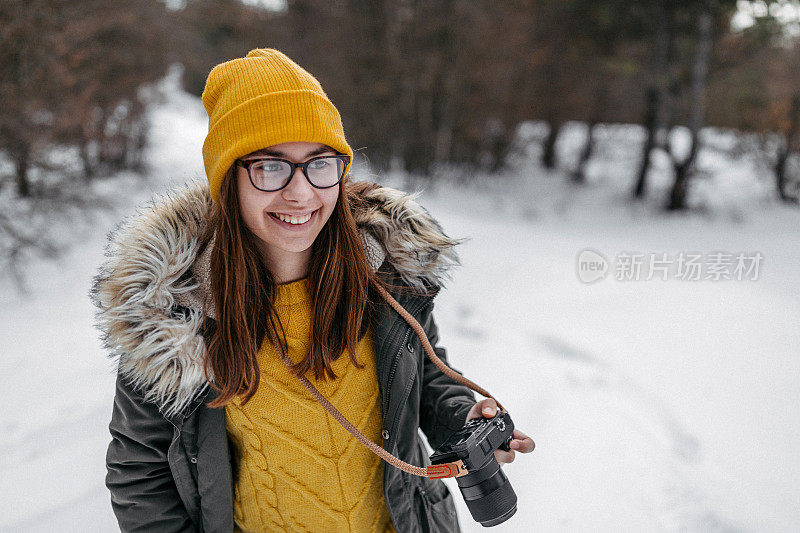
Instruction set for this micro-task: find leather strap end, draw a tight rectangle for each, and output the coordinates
[426,460,468,479]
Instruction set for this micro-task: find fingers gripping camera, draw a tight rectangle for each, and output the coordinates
[429,411,517,527]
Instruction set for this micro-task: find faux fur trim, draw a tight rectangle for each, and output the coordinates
[91,179,461,418]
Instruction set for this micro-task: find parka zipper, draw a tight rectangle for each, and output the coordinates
[383,300,433,450]
[383,326,412,434]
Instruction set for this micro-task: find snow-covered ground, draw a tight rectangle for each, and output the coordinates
[1,68,798,532]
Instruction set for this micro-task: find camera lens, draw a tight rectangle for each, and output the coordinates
[455,459,517,527]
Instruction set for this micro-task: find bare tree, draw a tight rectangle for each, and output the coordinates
[0,0,171,287]
[666,1,716,210]
[775,95,800,203]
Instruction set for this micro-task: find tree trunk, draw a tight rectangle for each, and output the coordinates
[489,130,510,173]
[433,64,457,169]
[571,121,596,184]
[542,120,560,170]
[666,2,713,211]
[635,0,673,199]
[634,88,659,198]
[668,149,694,210]
[384,0,409,170]
[775,95,799,204]
[574,71,609,185]
[431,1,456,170]
[80,138,95,182]
[14,144,31,197]
[131,119,148,173]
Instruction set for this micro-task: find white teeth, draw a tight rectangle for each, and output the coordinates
[275,212,312,224]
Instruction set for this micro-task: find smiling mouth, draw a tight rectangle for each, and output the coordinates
[268,210,317,225]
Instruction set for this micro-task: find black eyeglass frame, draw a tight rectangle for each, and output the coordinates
[235,154,351,192]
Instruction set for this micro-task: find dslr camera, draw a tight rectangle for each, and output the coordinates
[429,410,517,527]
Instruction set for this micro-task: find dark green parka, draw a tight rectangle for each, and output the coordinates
[92,180,477,532]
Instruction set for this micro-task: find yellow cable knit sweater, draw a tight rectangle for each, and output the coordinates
[225,278,396,533]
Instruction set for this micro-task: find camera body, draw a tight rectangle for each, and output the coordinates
[429,410,517,527]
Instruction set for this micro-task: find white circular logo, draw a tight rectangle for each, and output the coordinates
[576,249,608,284]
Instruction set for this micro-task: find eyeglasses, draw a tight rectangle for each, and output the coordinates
[235,155,350,192]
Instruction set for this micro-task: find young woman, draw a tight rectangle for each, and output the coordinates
[93,48,533,533]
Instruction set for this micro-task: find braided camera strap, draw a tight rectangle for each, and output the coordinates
[268,279,505,479]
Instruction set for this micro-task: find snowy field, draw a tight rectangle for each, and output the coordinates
[1,69,799,532]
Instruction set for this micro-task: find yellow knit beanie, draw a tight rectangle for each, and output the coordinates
[201,48,353,203]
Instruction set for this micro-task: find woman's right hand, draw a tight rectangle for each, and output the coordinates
[465,398,535,465]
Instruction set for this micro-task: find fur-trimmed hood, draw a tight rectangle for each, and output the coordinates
[91,179,461,418]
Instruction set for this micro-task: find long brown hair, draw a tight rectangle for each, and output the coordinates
[203,164,382,409]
